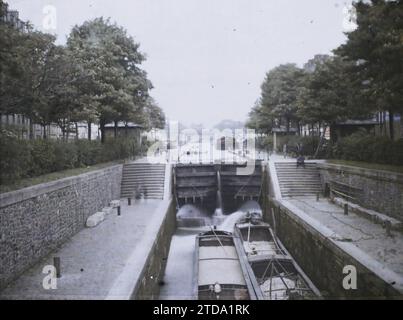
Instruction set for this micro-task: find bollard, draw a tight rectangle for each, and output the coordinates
[344,204,348,215]
[128,197,131,206]
[385,221,392,237]
[53,257,61,278]
[117,206,121,216]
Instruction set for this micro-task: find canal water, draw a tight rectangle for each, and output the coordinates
[159,201,262,299]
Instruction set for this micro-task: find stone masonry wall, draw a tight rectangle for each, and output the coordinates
[265,199,401,299]
[0,164,122,291]
[318,163,403,221]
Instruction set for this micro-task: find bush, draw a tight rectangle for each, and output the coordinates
[327,131,403,166]
[0,131,141,185]
[29,139,56,176]
[0,129,31,183]
[53,141,78,171]
[256,135,273,151]
[278,135,320,157]
[75,139,102,166]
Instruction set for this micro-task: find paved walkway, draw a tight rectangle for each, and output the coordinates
[282,197,403,292]
[0,199,169,300]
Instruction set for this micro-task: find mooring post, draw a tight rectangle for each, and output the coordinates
[344,203,348,215]
[117,206,121,216]
[53,257,61,278]
[385,221,392,237]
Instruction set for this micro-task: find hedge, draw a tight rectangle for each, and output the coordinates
[0,129,142,184]
[327,131,403,166]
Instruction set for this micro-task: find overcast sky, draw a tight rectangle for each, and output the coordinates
[8,0,353,127]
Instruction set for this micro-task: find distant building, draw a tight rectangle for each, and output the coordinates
[104,122,144,144]
[0,3,101,141]
[1,2,28,32]
[333,112,402,140]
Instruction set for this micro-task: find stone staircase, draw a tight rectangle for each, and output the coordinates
[120,163,166,199]
[274,162,322,198]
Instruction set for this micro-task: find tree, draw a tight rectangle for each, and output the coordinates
[297,56,371,142]
[0,16,61,138]
[259,64,305,134]
[246,100,274,134]
[335,0,403,140]
[66,17,152,142]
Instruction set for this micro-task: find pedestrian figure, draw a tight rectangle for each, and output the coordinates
[296,155,305,168]
[283,144,287,159]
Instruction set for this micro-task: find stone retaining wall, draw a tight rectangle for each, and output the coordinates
[132,199,176,300]
[265,199,401,299]
[318,163,403,221]
[0,164,123,290]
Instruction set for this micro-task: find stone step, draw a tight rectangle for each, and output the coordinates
[279,184,321,188]
[122,171,165,176]
[278,176,320,179]
[276,171,319,174]
[123,167,165,171]
[121,184,164,191]
[122,177,165,181]
[121,163,166,199]
[275,162,321,197]
[280,188,321,192]
[121,191,164,195]
[121,188,164,194]
[124,164,165,167]
[122,173,165,176]
[121,186,164,190]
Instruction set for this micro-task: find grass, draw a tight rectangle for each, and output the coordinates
[0,161,123,194]
[327,159,403,174]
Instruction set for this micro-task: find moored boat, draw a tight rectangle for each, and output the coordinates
[193,229,256,300]
[234,214,321,300]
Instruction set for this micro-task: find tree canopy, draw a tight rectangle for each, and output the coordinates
[247,0,402,141]
[0,11,165,141]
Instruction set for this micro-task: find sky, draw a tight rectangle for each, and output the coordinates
[8,0,353,127]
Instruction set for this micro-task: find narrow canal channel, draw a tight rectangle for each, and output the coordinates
[159,201,262,299]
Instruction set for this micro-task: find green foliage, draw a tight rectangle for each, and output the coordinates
[247,0,402,144]
[260,64,305,132]
[278,135,320,156]
[327,131,403,165]
[336,0,403,116]
[0,129,140,184]
[0,129,31,183]
[53,141,78,171]
[0,13,165,140]
[256,135,273,150]
[29,139,56,176]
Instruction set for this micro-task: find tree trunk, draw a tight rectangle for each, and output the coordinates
[330,123,337,143]
[43,125,47,139]
[75,122,79,140]
[100,118,106,143]
[29,119,34,140]
[388,110,394,140]
[114,121,118,138]
[87,121,92,141]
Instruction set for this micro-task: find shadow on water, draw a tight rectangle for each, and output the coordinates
[159,200,262,299]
